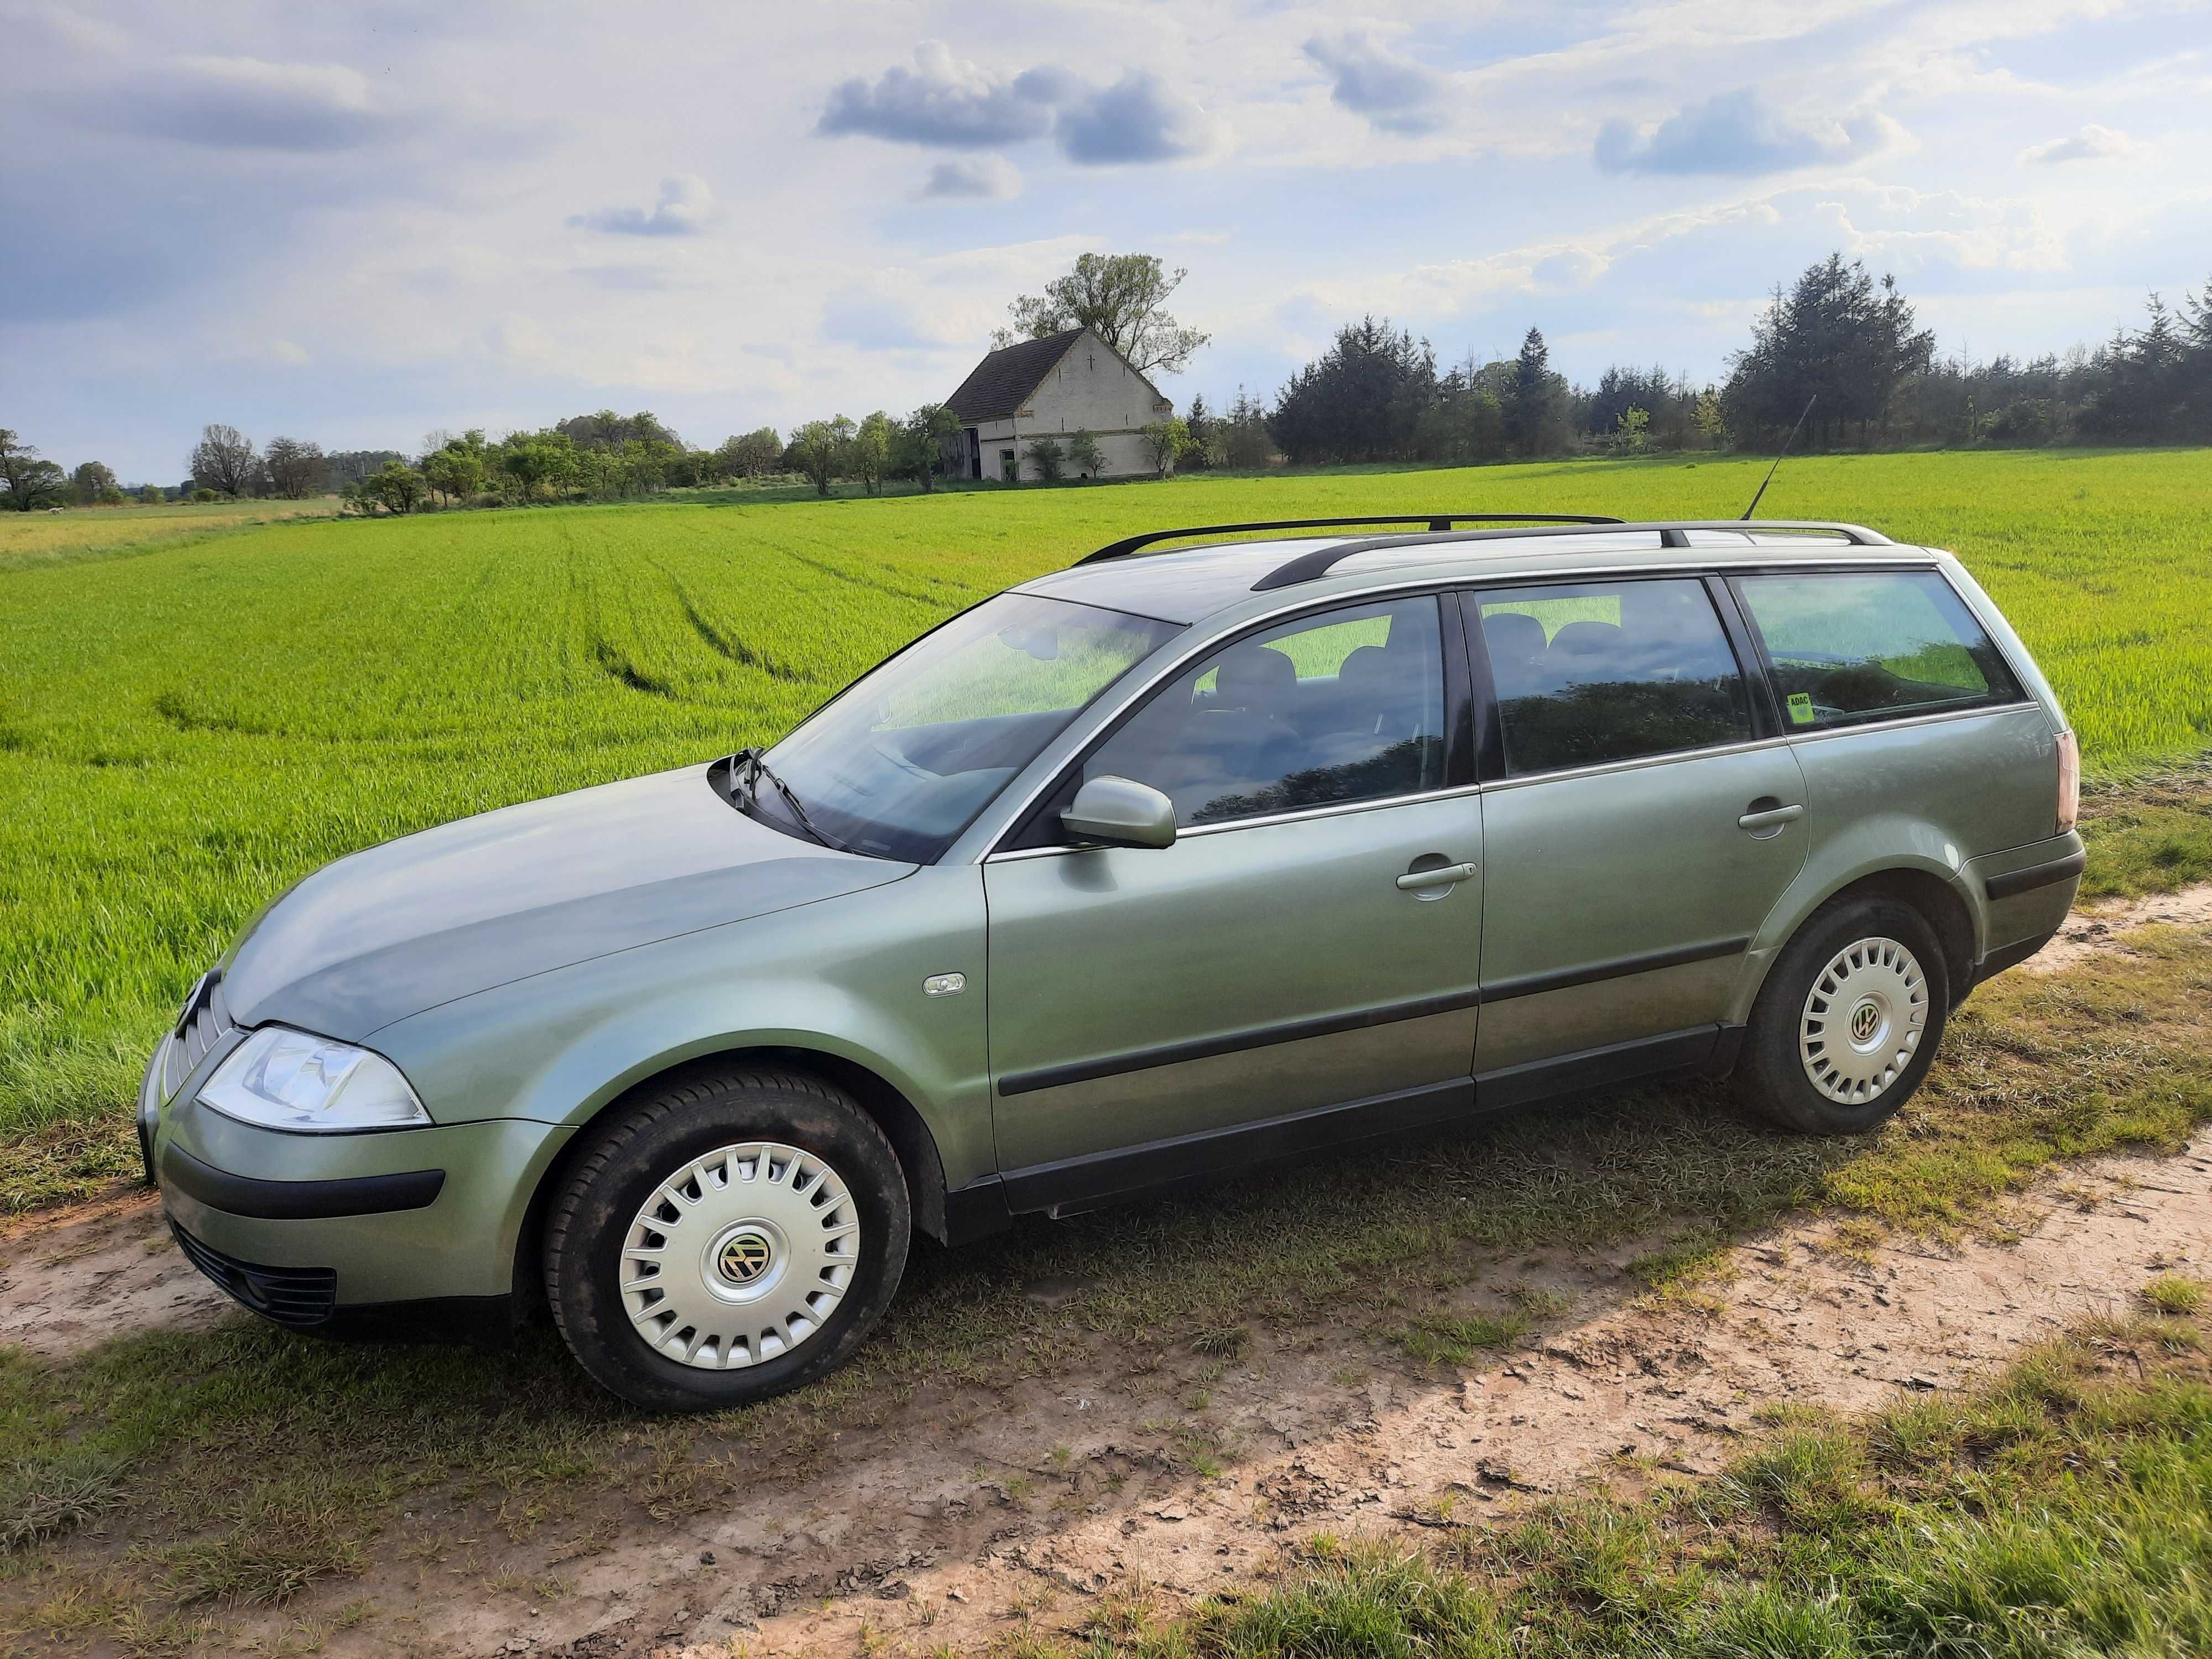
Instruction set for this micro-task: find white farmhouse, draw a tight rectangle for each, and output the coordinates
[942,327,1172,482]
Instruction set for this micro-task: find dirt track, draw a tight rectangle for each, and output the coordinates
[422,1124,2201,1659]
[6,892,2209,1657]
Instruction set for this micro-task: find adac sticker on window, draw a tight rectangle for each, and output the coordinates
[1786,692,1816,726]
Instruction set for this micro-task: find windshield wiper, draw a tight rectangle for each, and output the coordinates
[731,747,853,854]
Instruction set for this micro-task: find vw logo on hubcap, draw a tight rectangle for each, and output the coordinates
[716,1230,773,1286]
[1850,1000,1882,1043]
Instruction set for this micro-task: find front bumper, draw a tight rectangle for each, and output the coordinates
[145,1041,574,1313]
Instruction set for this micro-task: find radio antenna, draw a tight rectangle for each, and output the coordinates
[1741,394,1816,520]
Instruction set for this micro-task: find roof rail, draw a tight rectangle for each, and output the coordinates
[1077,513,1624,567]
[1250,519,1893,592]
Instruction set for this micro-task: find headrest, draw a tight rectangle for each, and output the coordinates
[1214,644,1297,708]
[1549,620,1623,659]
[1335,644,1393,689]
[1481,611,1546,662]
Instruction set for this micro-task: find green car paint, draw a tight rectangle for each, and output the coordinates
[144,523,2083,1326]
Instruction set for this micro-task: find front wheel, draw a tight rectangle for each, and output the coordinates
[544,1066,910,1412]
[1736,896,1951,1135]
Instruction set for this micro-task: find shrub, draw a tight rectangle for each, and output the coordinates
[1023,437,1066,483]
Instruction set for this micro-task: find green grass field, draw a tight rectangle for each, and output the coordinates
[2,448,2208,1201]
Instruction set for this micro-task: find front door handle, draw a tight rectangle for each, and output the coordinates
[1396,860,1479,891]
[1738,802,1805,833]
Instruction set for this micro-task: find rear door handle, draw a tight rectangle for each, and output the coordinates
[1738,802,1805,832]
[1397,861,1479,891]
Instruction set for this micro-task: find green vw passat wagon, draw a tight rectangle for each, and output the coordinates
[145,516,2085,1410]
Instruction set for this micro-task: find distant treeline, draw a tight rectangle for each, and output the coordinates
[7,251,2210,516]
[1230,255,2212,467]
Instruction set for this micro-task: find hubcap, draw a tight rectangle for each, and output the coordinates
[1799,936,1927,1105]
[619,1142,860,1370]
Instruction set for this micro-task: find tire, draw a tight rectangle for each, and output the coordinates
[1735,896,1951,1136]
[544,1065,910,1412]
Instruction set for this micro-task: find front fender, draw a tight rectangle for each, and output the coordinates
[368,865,994,1190]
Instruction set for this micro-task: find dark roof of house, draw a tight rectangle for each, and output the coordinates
[943,329,1086,422]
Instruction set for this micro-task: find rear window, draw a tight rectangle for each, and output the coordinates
[1734,571,2023,732]
[1477,578,1752,776]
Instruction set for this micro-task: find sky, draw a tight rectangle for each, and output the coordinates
[4,0,2209,482]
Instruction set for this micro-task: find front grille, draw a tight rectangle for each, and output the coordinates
[160,971,237,1103]
[169,1220,337,1329]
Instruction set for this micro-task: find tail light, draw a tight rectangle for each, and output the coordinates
[2055,730,2079,833]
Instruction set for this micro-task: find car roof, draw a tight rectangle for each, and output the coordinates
[1012,525,1942,625]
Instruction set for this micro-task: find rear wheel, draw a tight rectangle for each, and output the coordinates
[1736,896,1950,1135]
[544,1066,909,1412]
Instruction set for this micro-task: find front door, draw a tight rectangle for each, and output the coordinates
[1468,576,1808,1095]
[984,593,1483,1210]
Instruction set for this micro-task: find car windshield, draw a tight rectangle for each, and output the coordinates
[744,592,1181,862]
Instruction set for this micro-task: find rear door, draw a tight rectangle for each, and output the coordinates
[983,592,1485,1209]
[1729,567,2055,858]
[1468,575,1808,1097]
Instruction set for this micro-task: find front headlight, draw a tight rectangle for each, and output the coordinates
[199,1027,431,1133]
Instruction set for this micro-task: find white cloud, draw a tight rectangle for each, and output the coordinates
[1812,184,2069,272]
[1055,71,1222,165]
[1303,33,1448,136]
[2018,123,2139,163]
[1595,90,1890,176]
[817,45,1219,166]
[818,43,1058,148]
[129,55,385,151]
[922,156,1021,199]
[568,174,715,237]
[1533,248,1611,290]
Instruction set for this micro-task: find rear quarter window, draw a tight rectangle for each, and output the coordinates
[1734,571,2023,732]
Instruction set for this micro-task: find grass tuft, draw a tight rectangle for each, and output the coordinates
[2142,1274,2208,1316]
[1397,1312,1530,1366]
[1,1449,129,1552]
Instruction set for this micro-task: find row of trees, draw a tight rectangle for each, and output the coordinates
[1245,258,2212,466]
[10,253,2211,514]
[0,434,150,510]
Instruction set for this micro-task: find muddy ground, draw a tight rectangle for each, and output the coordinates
[4,890,2209,1658]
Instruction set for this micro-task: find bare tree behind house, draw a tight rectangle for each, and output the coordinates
[188,424,263,497]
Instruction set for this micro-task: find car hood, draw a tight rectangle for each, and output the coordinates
[222,763,913,1040]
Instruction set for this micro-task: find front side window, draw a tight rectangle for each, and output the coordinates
[1478,578,1751,776]
[1065,596,1448,831]
[1734,571,2023,731]
[757,593,1179,861]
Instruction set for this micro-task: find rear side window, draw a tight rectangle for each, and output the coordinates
[1477,578,1752,776]
[1734,571,2023,732]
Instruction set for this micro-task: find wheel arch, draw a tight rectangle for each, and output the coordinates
[510,1044,955,1309]
[1826,867,1976,993]
[1745,860,1978,1022]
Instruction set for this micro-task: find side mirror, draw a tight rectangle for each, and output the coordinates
[1061,776,1177,850]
